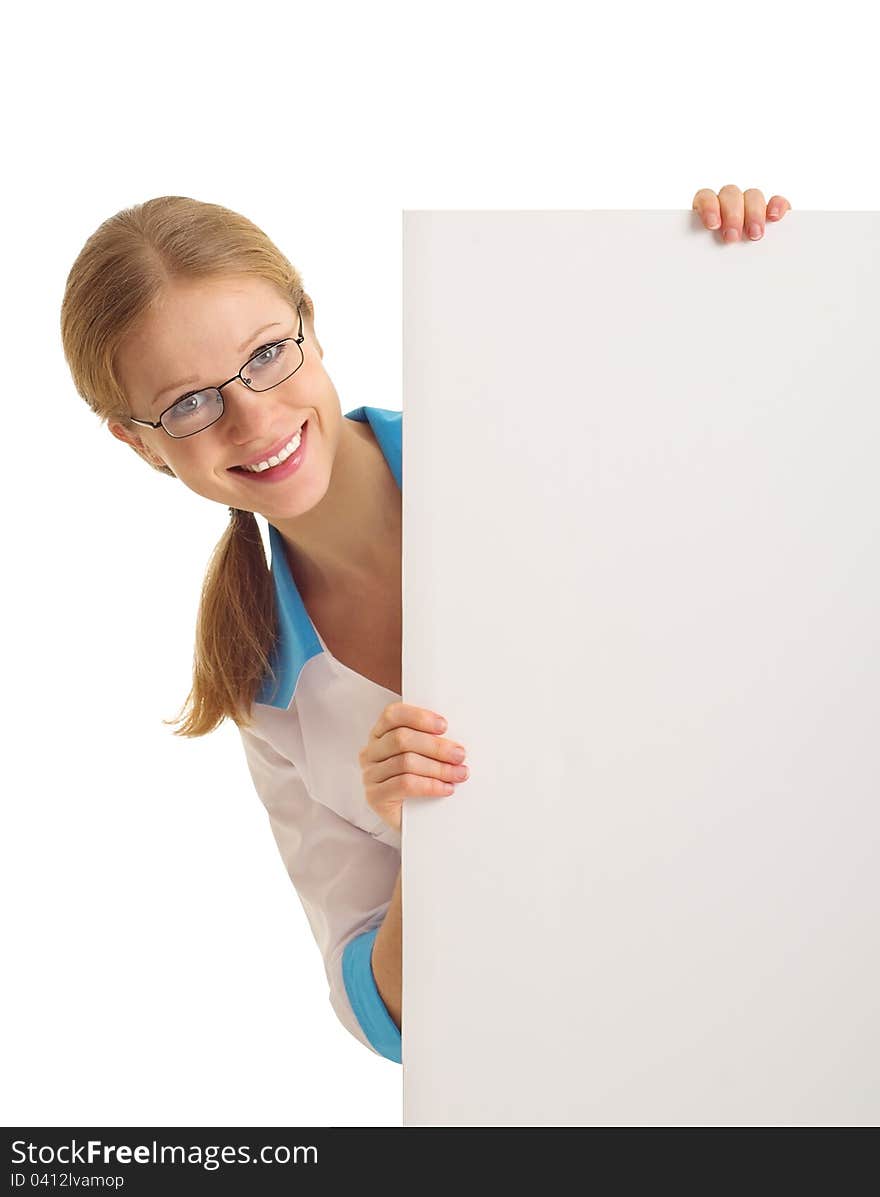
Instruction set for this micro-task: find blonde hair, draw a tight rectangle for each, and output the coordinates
[60,196,314,736]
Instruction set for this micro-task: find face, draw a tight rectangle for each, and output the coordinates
[111,274,344,522]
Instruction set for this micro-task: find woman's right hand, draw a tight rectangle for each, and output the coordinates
[359,702,469,834]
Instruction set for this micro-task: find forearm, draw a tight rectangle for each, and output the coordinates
[371,867,402,1029]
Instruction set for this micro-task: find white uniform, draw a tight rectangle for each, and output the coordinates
[238,406,403,1063]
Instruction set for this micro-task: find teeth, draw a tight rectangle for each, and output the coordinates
[240,426,303,473]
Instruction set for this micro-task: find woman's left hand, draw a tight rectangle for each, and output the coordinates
[692,184,791,243]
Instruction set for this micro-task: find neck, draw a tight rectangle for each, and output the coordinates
[269,414,400,600]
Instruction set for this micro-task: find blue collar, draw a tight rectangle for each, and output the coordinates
[256,406,402,709]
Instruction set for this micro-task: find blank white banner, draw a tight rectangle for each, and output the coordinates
[401,210,880,1127]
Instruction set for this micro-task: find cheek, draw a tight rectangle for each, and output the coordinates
[163,445,225,492]
[301,354,337,397]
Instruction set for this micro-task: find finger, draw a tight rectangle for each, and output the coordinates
[369,724,467,766]
[364,749,469,788]
[365,772,460,833]
[692,188,721,229]
[767,195,791,220]
[371,701,447,740]
[718,184,744,242]
[743,187,767,240]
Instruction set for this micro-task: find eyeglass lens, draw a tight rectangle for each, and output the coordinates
[161,339,304,437]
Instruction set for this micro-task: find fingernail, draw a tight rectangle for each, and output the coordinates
[723,228,740,242]
[706,216,721,229]
[768,206,781,218]
[435,716,447,731]
[749,223,763,240]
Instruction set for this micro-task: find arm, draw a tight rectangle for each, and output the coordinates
[371,868,402,1027]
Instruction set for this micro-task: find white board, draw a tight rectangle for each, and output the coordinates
[401,210,880,1126]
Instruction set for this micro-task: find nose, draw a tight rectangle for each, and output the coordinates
[219,378,278,445]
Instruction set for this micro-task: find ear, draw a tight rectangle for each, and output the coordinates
[108,418,169,472]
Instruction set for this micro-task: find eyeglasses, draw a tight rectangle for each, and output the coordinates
[128,306,305,439]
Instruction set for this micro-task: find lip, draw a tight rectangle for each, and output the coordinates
[230,420,308,483]
[231,421,307,470]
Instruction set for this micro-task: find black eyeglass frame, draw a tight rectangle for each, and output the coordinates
[128,305,305,439]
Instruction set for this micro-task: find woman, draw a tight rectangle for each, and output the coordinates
[59,185,791,1065]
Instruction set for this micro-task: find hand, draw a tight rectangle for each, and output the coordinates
[692,184,791,242]
[359,702,470,833]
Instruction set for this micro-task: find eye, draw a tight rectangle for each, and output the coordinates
[172,393,206,415]
[166,390,214,423]
[249,342,285,369]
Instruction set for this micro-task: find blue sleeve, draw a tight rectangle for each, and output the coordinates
[341,926,402,1064]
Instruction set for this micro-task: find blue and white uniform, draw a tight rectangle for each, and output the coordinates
[238,406,403,1064]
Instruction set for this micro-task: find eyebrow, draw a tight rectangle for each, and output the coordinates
[152,322,286,407]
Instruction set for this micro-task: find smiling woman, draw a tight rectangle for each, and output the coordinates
[58,195,418,1068]
[60,198,322,734]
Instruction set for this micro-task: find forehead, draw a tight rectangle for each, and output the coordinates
[139,274,293,345]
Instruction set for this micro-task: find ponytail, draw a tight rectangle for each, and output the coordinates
[165,508,277,737]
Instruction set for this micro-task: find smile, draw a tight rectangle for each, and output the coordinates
[229,421,309,482]
[239,427,303,472]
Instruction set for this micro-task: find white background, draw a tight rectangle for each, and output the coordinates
[1,0,877,1128]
